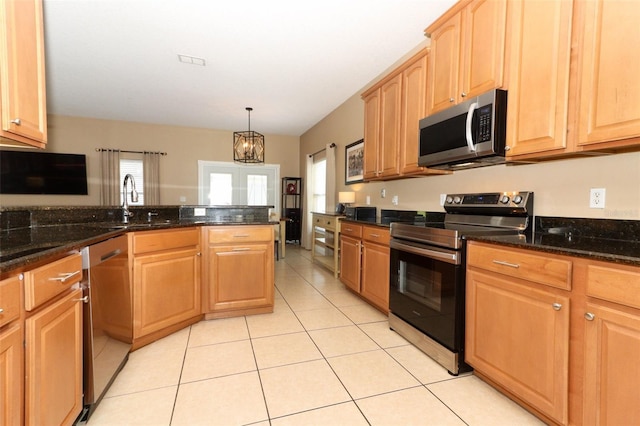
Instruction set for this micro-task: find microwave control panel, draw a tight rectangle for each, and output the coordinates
[477,104,492,143]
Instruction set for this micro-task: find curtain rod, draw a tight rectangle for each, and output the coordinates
[96,148,167,155]
[308,142,336,158]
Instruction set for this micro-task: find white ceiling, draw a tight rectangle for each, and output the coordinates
[43,0,457,136]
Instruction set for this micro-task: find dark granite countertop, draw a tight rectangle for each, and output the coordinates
[0,205,275,275]
[467,216,640,267]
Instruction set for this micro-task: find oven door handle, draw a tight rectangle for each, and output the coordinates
[390,240,460,265]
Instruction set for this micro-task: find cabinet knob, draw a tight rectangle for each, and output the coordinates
[0,308,4,314]
[10,118,22,125]
[584,312,595,321]
[449,98,455,103]
[461,92,467,98]
[552,303,562,311]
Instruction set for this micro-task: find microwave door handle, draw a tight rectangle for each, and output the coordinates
[465,102,478,152]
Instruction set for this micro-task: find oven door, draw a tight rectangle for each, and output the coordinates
[389,239,465,352]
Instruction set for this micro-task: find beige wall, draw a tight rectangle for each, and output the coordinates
[0,115,300,207]
[300,93,640,221]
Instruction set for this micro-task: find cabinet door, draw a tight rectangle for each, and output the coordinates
[583,302,640,425]
[339,234,361,293]
[1,323,23,426]
[133,248,201,338]
[25,289,83,426]
[427,11,461,115]
[576,0,640,148]
[0,0,47,146]
[466,269,569,424]
[505,0,572,157]
[361,241,390,313]
[363,89,380,180]
[460,0,506,99]
[400,53,428,175]
[208,243,273,312]
[378,73,402,178]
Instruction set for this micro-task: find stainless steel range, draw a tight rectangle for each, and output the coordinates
[388,191,534,375]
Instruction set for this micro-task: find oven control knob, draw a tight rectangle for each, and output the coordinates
[513,195,523,204]
[500,195,511,204]
[445,196,454,204]
[453,196,462,204]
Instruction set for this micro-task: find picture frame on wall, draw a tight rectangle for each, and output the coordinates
[345,139,364,184]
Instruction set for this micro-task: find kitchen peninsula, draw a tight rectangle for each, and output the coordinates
[0,204,275,425]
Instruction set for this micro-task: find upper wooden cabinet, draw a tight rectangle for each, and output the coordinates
[363,73,401,180]
[0,0,47,148]
[575,0,640,150]
[425,0,507,115]
[504,0,573,158]
[362,49,449,181]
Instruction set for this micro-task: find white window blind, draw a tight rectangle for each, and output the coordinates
[120,159,144,205]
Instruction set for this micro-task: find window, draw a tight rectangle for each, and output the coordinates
[120,159,144,205]
[312,158,326,212]
[198,161,279,209]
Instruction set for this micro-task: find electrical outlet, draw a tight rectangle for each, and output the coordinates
[365,195,371,205]
[590,188,606,209]
[194,207,206,216]
[392,195,399,205]
[381,189,386,198]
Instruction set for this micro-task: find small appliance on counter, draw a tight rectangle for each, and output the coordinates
[344,206,376,222]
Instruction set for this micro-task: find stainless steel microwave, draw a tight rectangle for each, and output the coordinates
[418,89,507,171]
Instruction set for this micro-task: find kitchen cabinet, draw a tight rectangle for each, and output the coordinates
[582,261,640,425]
[0,0,47,148]
[504,0,573,158]
[362,49,449,180]
[362,73,401,180]
[466,241,570,425]
[339,221,390,313]
[574,0,640,150]
[0,274,23,426]
[311,213,342,278]
[425,0,506,116]
[203,225,274,318]
[24,254,83,426]
[131,228,202,349]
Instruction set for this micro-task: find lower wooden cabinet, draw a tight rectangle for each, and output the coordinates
[339,222,390,313]
[466,268,570,424]
[203,226,274,318]
[131,228,202,348]
[1,322,23,425]
[25,288,83,426]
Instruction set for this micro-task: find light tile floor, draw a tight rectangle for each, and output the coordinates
[87,245,545,426]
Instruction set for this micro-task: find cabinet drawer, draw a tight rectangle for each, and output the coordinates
[467,242,572,290]
[341,222,362,238]
[133,228,199,254]
[586,263,640,309]
[24,253,83,311]
[0,274,22,327]
[207,226,273,244]
[314,215,336,230]
[362,226,390,245]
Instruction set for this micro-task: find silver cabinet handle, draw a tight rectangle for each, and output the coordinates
[461,92,467,97]
[370,233,380,238]
[492,260,520,268]
[585,312,595,321]
[232,248,251,251]
[74,296,89,303]
[233,234,250,238]
[0,308,4,314]
[10,118,21,125]
[48,270,81,283]
[552,303,562,311]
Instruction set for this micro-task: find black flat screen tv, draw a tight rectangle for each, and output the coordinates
[0,150,88,195]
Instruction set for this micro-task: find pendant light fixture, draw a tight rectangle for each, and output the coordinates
[233,107,265,164]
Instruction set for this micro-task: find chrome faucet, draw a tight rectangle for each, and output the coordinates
[122,174,139,223]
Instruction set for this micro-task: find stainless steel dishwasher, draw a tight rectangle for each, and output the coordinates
[78,235,132,422]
